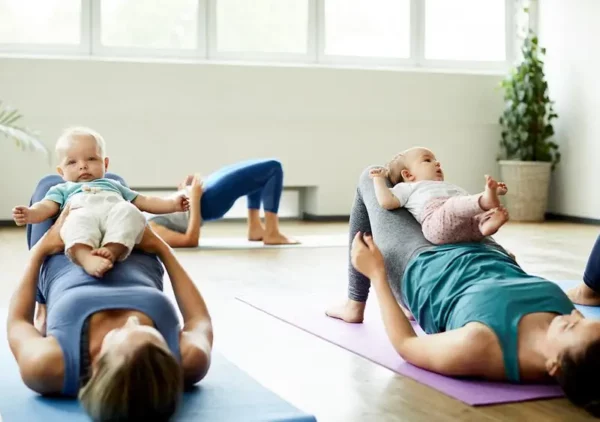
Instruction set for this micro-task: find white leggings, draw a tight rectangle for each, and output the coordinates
[60,191,146,261]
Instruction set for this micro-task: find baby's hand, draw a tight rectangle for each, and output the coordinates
[369,167,388,179]
[497,182,508,196]
[173,194,190,212]
[12,206,31,226]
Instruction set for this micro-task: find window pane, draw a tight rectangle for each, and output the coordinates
[425,0,505,61]
[216,0,308,54]
[0,0,80,44]
[101,0,198,49]
[324,0,410,58]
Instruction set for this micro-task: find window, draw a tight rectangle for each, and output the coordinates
[424,0,506,62]
[213,0,310,55]
[99,0,199,51]
[323,0,410,59]
[0,0,516,70]
[0,0,81,45]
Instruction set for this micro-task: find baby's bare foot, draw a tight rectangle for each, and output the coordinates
[91,247,115,262]
[479,175,501,211]
[479,206,509,236]
[497,182,508,196]
[263,232,300,245]
[81,254,113,278]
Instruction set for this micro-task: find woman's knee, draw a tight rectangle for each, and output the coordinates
[264,159,283,175]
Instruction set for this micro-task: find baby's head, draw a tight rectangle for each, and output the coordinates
[56,127,109,183]
[386,147,443,184]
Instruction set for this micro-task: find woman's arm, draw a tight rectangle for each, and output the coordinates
[148,176,203,248]
[138,227,213,386]
[352,232,498,379]
[8,235,65,394]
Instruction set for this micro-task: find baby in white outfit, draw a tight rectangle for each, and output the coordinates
[13,127,189,277]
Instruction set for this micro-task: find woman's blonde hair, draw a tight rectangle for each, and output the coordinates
[79,342,183,422]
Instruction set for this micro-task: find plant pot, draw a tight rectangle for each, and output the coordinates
[498,160,552,222]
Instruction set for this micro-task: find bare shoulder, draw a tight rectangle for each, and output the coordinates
[18,336,65,395]
[463,322,507,379]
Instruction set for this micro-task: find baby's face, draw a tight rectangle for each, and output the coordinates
[57,135,108,182]
[406,148,444,182]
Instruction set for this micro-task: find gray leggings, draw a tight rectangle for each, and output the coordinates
[347,167,433,303]
[347,167,504,303]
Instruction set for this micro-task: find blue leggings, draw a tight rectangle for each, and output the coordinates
[200,159,284,221]
[584,235,600,292]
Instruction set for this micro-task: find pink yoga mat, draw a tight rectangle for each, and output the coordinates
[237,280,589,406]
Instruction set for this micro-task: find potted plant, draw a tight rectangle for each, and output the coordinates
[498,31,560,222]
[0,101,48,155]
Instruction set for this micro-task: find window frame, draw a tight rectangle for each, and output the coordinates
[0,0,91,55]
[417,0,516,71]
[316,0,415,67]
[0,0,520,72]
[90,0,208,59]
[206,0,317,62]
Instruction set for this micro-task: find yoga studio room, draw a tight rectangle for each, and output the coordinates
[2,0,600,421]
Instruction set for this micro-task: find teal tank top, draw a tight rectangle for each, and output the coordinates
[402,243,574,382]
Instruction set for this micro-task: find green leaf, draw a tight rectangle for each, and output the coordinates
[498,32,560,170]
[0,102,48,156]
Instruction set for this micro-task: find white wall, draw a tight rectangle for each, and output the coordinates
[0,57,504,220]
[539,0,600,219]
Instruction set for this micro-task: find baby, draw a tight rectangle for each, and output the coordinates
[371,146,509,245]
[12,127,189,277]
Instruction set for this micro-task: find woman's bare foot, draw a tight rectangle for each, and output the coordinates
[326,299,366,323]
[248,226,265,241]
[479,175,501,211]
[80,253,113,277]
[248,208,265,241]
[479,206,509,236]
[263,232,300,245]
[567,283,600,306]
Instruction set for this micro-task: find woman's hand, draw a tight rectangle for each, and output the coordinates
[34,206,70,256]
[137,225,168,255]
[351,232,386,280]
[188,175,204,201]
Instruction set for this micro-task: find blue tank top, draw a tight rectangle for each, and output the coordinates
[402,243,574,382]
[40,252,182,396]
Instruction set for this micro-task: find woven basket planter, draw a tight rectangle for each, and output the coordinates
[498,160,552,222]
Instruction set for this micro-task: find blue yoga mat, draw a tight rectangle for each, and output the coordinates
[0,310,316,422]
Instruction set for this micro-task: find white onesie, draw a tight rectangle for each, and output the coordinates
[44,178,146,261]
[391,180,469,223]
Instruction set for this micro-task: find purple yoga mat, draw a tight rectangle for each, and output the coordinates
[236,294,565,406]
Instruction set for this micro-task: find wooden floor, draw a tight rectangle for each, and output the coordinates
[1,220,599,422]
